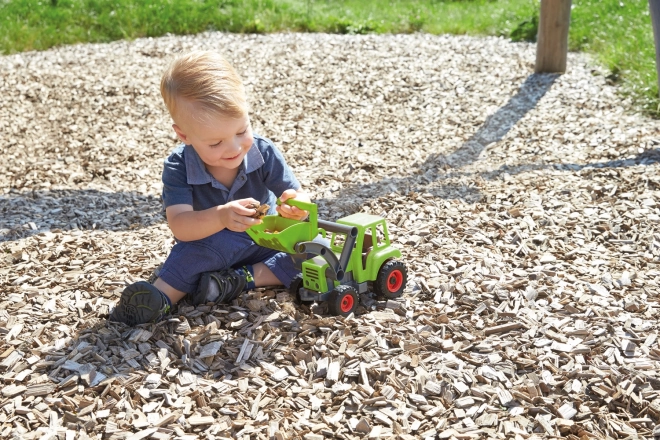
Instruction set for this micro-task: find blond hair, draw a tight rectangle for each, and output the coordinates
[160,50,247,121]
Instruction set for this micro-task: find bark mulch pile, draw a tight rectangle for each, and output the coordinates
[1,33,659,439]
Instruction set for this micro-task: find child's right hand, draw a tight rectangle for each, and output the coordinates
[219,199,263,232]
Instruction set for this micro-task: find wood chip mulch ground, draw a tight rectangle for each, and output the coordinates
[1,32,660,440]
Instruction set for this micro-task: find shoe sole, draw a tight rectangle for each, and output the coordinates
[123,282,160,309]
[110,281,169,324]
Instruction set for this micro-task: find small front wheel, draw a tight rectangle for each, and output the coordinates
[328,285,358,317]
[289,273,303,297]
[290,274,313,306]
[374,259,407,299]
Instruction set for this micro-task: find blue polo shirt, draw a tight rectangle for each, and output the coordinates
[161,134,300,214]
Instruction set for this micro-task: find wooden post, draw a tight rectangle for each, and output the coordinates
[650,0,660,97]
[535,0,572,73]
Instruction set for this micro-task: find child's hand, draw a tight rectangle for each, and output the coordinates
[219,199,263,232]
[277,189,310,220]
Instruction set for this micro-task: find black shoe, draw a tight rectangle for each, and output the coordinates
[109,281,171,326]
[193,269,246,306]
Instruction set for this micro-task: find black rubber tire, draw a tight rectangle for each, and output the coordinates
[328,285,358,317]
[374,259,407,299]
[290,274,311,305]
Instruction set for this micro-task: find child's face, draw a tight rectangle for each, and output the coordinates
[172,107,253,171]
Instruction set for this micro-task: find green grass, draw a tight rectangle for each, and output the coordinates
[569,0,658,116]
[0,0,657,116]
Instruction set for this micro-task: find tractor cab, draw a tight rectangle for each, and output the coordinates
[333,213,399,285]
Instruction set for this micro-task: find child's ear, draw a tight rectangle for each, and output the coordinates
[172,124,188,143]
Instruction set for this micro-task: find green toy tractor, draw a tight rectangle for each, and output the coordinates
[247,199,407,316]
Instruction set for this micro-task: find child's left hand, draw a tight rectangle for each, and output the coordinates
[277,189,310,220]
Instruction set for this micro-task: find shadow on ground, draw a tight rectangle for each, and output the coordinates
[0,189,164,243]
[317,73,660,210]
[441,73,560,168]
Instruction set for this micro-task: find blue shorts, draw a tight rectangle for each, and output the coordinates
[158,230,300,294]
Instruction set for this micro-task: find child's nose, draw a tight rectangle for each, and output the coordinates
[239,136,251,149]
[231,137,243,151]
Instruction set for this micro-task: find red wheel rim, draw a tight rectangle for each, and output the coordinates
[387,270,404,292]
[340,294,354,313]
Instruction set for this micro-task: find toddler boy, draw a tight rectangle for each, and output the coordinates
[110,50,309,326]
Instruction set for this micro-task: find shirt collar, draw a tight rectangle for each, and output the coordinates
[243,141,265,173]
[183,142,265,185]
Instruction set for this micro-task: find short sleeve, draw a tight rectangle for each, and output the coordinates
[258,139,301,196]
[162,148,193,208]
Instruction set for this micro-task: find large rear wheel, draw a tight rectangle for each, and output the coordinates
[328,285,358,317]
[374,260,407,299]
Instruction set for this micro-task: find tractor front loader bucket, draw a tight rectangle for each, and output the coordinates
[247,199,318,254]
